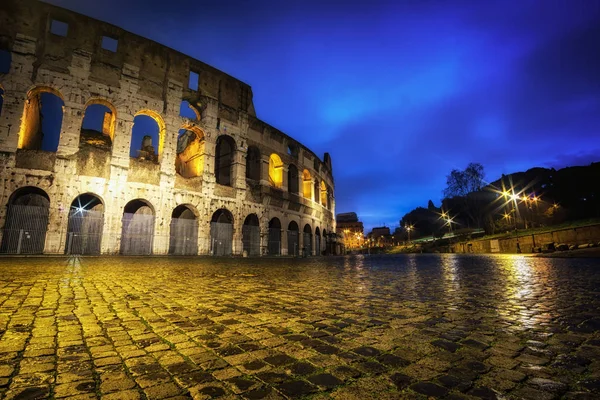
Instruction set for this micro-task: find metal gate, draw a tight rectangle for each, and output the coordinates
[287,230,299,256]
[211,222,232,256]
[121,213,154,255]
[169,218,198,255]
[268,228,281,255]
[315,235,321,256]
[0,204,49,254]
[242,225,260,256]
[66,209,103,255]
[303,233,312,256]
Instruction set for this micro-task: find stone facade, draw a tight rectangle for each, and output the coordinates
[0,0,335,255]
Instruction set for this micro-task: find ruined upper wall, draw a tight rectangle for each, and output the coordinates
[0,0,255,115]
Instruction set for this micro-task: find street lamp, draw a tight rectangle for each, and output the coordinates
[405,224,413,243]
[501,188,520,253]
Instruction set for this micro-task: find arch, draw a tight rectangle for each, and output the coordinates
[302,169,312,199]
[242,213,260,256]
[320,181,328,207]
[18,86,65,151]
[315,227,321,256]
[268,217,281,255]
[246,145,261,181]
[169,204,198,255]
[215,135,236,186]
[288,164,299,194]
[1,186,50,254]
[303,223,312,256]
[176,125,205,178]
[210,208,233,256]
[121,199,155,255]
[180,100,201,120]
[287,220,299,256]
[130,109,166,161]
[82,98,117,143]
[65,193,104,255]
[269,153,283,188]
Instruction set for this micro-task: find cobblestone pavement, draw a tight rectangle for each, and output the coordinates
[1,254,600,399]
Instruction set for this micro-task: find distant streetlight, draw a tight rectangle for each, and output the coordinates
[405,224,413,243]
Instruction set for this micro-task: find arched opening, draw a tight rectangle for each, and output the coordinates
[302,170,312,199]
[176,126,204,178]
[303,224,312,256]
[315,227,321,256]
[0,187,50,254]
[215,135,236,186]
[242,214,260,256]
[314,180,320,203]
[169,205,198,255]
[210,208,233,256]
[130,110,165,162]
[179,100,200,120]
[327,189,333,210]
[288,164,299,194]
[287,221,299,256]
[320,181,327,207]
[268,218,281,256]
[269,154,283,188]
[120,199,155,255]
[0,49,11,74]
[65,193,104,255]
[246,146,261,181]
[80,100,116,149]
[18,87,64,152]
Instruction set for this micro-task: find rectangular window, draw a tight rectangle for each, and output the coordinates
[50,20,69,37]
[101,36,118,52]
[188,71,199,90]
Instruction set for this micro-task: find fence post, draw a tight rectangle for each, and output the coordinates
[17,229,23,254]
[67,232,73,255]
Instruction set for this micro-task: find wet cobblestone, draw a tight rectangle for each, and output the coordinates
[0,254,599,399]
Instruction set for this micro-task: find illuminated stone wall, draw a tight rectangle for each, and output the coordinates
[0,0,335,255]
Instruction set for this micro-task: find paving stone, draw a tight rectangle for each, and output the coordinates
[276,380,318,397]
[410,382,449,397]
[307,373,344,389]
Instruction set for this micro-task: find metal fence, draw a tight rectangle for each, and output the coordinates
[121,213,155,255]
[268,228,281,255]
[210,222,233,256]
[169,218,198,255]
[65,209,103,255]
[0,205,50,254]
[287,230,299,256]
[303,232,312,256]
[242,225,260,256]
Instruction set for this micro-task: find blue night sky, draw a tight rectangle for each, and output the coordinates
[47,0,600,231]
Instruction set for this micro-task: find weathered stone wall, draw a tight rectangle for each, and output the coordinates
[0,0,335,255]
[452,224,600,254]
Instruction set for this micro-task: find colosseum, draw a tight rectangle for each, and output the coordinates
[0,0,336,256]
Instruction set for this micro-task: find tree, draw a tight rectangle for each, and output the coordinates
[442,163,489,230]
[443,163,485,198]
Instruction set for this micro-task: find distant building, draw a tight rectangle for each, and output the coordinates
[336,212,364,250]
[367,226,393,247]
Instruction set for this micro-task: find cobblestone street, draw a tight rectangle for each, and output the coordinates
[0,254,599,399]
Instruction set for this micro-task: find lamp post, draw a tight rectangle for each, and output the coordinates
[406,224,413,243]
[502,190,520,253]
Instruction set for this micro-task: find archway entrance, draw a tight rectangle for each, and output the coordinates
[169,205,198,255]
[287,221,299,256]
[242,214,260,256]
[0,187,50,254]
[303,224,312,256]
[211,209,233,256]
[268,218,281,256]
[65,193,104,255]
[315,227,321,256]
[120,199,154,255]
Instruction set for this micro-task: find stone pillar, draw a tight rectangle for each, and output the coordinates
[281,225,288,256]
